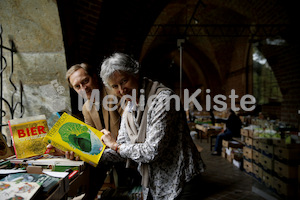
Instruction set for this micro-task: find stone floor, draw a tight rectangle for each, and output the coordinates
[97,134,283,200]
[193,135,280,200]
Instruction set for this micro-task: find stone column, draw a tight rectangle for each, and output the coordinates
[0,0,71,145]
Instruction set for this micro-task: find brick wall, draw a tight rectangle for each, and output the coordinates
[224,38,249,106]
[73,0,103,62]
[261,44,300,127]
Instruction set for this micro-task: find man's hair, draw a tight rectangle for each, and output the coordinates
[66,63,96,88]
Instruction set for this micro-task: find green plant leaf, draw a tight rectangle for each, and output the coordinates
[58,122,89,143]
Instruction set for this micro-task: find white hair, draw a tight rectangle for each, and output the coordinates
[100,52,140,88]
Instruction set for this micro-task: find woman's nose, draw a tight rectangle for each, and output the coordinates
[77,85,86,93]
[119,85,125,95]
[81,83,87,90]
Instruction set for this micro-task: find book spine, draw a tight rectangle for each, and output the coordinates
[46,113,68,138]
[8,120,19,159]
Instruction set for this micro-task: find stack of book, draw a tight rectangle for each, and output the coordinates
[1,112,107,199]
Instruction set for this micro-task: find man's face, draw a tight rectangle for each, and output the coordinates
[69,68,99,100]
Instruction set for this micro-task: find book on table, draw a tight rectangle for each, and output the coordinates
[0,181,41,200]
[43,113,106,167]
[0,172,60,194]
[26,157,85,172]
[8,115,49,159]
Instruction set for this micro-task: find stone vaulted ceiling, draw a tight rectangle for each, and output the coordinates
[57,0,298,94]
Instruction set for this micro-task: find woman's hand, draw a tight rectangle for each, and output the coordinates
[101,129,118,151]
[45,144,65,156]
[46,144,80,161]
[65,151,80,161]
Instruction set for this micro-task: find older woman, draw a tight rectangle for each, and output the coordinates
[100,52,205,200]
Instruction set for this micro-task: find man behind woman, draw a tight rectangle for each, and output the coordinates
[48,63,125,200]
[50,53,206,200]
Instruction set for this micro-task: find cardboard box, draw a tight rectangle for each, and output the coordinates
[222,140,244,149]
[274,160,298,179]
[259,142,273,156]
[252,149,260,164]
[262,170,273,188]
[222,140,229,148]
[241,129,249,137]
[243,159,253,173]
[259,154,273,171]
[221,151,226,158]
[222,147,226,153]
[274,146,300,161]
[245,137,253,146]
[273,176,298,198]
[243,146,253,160]
[252,138,260,150]
[240,135,245,142]
[252,163,263,180]
[258,138,273,145]
[272,138,286,146]
[227,153,233,163]
[248,129,254,138]
[241,128,254,138]
[232,150,243,161]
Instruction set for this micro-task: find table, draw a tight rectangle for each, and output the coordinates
[195,124,223,151]
[47,163,91,200]
[0,157,89,200]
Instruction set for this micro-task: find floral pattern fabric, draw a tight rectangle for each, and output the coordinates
[102,90,205,200]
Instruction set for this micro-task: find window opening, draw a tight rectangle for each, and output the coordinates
[252,46,282,105]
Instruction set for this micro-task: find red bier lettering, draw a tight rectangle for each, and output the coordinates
[17,126,46,138]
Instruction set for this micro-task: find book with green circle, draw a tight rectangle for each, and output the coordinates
[43,113,106,167]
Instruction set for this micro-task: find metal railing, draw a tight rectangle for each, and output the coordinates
[0,25,24,137]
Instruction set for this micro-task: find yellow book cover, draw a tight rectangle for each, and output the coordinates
[8,115,49,159]
[43,113,106,167]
